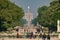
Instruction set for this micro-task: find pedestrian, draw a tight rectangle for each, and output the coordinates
[39,33,42,38]
[42,33,46,40]
[16,32,19,38]
[47,34,50,40]
[30,32,33,39]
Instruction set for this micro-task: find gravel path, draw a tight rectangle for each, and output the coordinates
[0,37,59,40]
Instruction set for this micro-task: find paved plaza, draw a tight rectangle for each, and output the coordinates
[0,37,59,40]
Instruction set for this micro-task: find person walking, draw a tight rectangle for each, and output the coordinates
[16,32,19,38]
[42,33,46,40]
[47,34,50,40]
[30,32,33,39]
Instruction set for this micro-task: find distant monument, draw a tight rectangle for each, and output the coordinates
[24,6,33,32]
[57,20,60,32]
[25,6,33,27]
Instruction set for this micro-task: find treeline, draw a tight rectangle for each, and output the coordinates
[37,0,60,32]
[0,0,24,31]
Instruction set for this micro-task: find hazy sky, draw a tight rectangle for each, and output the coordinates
[9,0,53,18]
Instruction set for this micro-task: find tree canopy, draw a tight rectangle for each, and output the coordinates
[31,18,38,26]
[37,0,60,32]
[0,0,24,31]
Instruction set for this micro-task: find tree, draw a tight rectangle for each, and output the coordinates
[31,18,37,26]
[0,0,24,31]
[19,19,27,27]
[37,0,60,32]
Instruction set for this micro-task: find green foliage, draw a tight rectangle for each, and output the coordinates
[19,19,27,27]
[37,0,60,32]
[31,18,37,26]
[0,0,24,31]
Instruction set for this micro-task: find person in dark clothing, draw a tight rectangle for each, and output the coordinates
[37,28,40,33]
[30,32,33,39]
[47,34,50,40]
[39,33,42,38]
[42,33,46,40]
[16,32,19,38]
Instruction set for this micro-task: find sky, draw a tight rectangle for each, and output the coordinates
[9,0,53,18]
